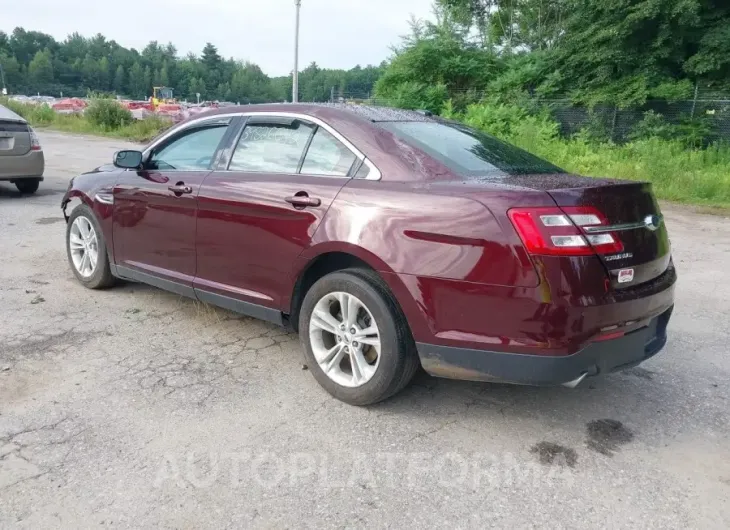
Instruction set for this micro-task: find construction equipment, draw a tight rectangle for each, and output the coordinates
[151,87,175,109]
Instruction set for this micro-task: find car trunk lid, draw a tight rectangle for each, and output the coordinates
[547,182,671,289]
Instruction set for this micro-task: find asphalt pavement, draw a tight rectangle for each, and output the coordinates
[0,130,728,528]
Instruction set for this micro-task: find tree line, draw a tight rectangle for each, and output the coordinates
[374,0,730,110]
[3,1,729,110]
[0,27,384,102]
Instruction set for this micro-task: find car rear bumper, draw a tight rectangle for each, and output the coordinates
[417,306,673,386]
[0,150,45,180]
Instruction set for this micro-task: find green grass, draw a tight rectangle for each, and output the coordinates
[512,132,730,209]
[1,97,169,142]
[48,113,170,143]
[456,101,730,209]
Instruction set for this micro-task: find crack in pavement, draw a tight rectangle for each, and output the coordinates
[102,324,293,407]
[0,417,87,491]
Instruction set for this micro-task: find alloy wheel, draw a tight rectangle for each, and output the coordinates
[69,216,99,278]
[308,291,381,388]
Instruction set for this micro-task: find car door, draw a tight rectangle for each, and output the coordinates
[113,116,235,293]
[194,114,360,320]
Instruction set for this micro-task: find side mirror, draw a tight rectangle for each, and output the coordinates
[113,150,144,169]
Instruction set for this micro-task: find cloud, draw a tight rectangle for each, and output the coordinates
[2,0,432,75]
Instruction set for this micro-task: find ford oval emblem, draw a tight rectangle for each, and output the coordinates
[644,215,661,231]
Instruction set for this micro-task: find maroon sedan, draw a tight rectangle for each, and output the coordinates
[62,104,675,405]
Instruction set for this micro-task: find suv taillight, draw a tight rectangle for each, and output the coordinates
[29,128,42,151]
[508,206,623,256]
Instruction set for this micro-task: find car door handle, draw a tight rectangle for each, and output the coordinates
[285,196,321,207]
[168,183,193,194]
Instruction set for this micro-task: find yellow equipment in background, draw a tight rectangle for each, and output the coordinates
[151,87,175,109]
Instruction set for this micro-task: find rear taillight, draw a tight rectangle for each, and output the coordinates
[29,128,42,151]
[592,330,626,342]
[508,206,623,256]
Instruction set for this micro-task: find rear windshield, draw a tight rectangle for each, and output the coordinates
[380,120,564,177]
[0,121,30,133]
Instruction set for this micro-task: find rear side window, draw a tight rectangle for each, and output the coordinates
[229,122,314,173]
[300,128,357,176]
[354,163,371,179]
[380,121,564,177]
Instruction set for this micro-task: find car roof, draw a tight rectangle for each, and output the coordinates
[195,103,435,124]
[0,104,27,124]
[307,103,435,123]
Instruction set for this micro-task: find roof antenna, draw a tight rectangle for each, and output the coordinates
[415,109,433,117]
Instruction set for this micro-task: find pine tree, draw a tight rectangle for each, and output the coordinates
[28,49,54,85]
[113,65,125,95]
[98,56,110,91]
[160,64,170,87]
[143,66,152,97]
[127,62,145,99]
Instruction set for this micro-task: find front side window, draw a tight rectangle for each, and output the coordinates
[229,122,314,173]
[149,120,230,171]
[300,128,357,176]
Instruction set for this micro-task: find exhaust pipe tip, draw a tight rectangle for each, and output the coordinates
[562,373,588,389]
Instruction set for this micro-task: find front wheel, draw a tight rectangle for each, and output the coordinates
[66,204,116,289]
[15,178,40,194]
[299,269,419,406]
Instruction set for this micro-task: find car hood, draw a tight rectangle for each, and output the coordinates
[83,163,119,175]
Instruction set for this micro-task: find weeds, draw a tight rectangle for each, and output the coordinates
[50,113,171,143]
[454,99,730,209]
[1,97,170,142]
[84,99,134,130]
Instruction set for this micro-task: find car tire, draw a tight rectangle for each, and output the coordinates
[66,204,116,289]
[299,268,420,406]
[15,178,40,194]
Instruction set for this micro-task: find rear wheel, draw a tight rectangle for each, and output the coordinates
[299,269,420,406]
[66,204,116,289]
[15,178,40,194]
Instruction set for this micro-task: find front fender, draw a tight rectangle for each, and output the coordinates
[61,169,121,266]
[61,188,95,222]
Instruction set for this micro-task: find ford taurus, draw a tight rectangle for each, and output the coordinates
[61,104,675,405]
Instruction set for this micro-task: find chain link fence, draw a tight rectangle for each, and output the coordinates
[329,88,730,144]
[541,98,730,144]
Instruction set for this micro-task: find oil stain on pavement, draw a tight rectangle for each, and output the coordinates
[35,217,65,225]
[531,442,578,467]
[586,419,634,456]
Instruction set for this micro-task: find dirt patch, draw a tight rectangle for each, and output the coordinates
[0,331,99,363]
[586,419,634,456]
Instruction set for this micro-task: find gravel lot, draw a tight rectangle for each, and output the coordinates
[1,130,729,529]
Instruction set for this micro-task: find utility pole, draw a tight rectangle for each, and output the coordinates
[293,0,301,103]
[0,63,7,95]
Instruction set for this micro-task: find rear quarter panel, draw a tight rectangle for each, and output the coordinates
[293,179,555,342]
[306,179,542,286]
